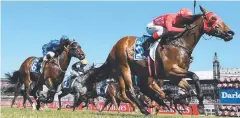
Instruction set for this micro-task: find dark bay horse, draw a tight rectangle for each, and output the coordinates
[86,6,234,115]
[6,39,85,110]
[99,82,169,113]
[99,82,139,113]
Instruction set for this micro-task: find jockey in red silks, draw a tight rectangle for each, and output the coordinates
[143,8,193,51]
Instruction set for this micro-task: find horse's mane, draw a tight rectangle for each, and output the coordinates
[55,39,72,55]
[182,14,203,25]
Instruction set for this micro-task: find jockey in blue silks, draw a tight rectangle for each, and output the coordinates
[40,36,69,73]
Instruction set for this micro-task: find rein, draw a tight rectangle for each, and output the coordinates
[55,41,77,73]
[167,15,205,56]
[57,56,65,72]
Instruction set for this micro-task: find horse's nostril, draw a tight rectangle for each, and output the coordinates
[227,31,235,36]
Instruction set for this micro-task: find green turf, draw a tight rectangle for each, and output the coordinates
[0,107,227,118]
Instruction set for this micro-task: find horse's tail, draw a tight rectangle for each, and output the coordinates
[4,85,16,94]
[5,71,21,84]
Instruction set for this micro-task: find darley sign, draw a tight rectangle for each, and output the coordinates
[219,88,240,104]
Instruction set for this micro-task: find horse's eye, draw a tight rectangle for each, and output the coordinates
[72,47,77,50]
[211,16,217,21]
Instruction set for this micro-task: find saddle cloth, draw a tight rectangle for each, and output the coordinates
[30,57,41,73]
[96,81,109,96]
[134,35,160,61]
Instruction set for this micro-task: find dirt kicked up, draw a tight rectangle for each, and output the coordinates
[0,107,221,118]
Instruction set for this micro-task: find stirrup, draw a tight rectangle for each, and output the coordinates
[40,61,46,73]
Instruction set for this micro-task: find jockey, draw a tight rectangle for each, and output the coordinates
[40,36,69,73]
[63,59,88,88]
[143,8,193,51]
[70,59,88,78]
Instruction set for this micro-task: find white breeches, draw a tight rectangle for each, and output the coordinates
[43,51,55,61]
[146,21,167,37]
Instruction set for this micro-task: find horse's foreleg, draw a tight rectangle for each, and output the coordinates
[140,86,166,114]
[182,104,187,111]
[91,98,100,112]
[170,100,175,112]
[75,98,83,110]
[57,89,69,110]
[148,77,166,99]
[154,105,161,115]
[145,77,168,108]
[101,97,111,112]
[187,71,204,114]
[112,96,120,113]
[72,92,80,111]
[107,103,113,112]
[174,103,182,115]
[116,99,121,113]
[45,78,57,103]
[170,66,204,114]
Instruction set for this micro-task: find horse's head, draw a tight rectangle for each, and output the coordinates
[200,5,235,41]
[61,38,85,60]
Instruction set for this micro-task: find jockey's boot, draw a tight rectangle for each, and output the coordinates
[40,61,45,73]
[40,54,52,73]
[142,36,156,51]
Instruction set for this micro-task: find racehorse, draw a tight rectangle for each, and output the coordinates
[85,6,235,115]
[99,82,170,113]
[5,39,85,110]
[99,82,137,113]
[57,64,96,111]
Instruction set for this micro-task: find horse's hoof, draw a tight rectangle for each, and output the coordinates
[57,108,61,110]
[133,108,139,113]
[141,108,150,115]
[36,105,41,111]
[197,104,205,114]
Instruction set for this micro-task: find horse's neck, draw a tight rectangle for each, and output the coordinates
[58,50,71,71]
[179,16,205,53]
[79,73,91,84]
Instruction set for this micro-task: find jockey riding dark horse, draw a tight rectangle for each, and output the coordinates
[5,35,86,110]
[39,36,69,73]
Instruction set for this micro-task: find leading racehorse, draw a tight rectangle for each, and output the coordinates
[86,6,234,115]
[5,38,85,110]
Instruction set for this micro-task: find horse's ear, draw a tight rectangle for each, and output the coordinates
[199,5,209,14]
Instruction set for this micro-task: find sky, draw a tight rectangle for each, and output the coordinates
[1,1,240,78]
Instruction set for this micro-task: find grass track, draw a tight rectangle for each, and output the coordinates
[1,107,225,118]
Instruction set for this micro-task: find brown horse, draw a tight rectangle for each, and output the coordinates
[86,6,234,115]
[99,82,169,113]
[99,82,139,113]
[6,38,85,110]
